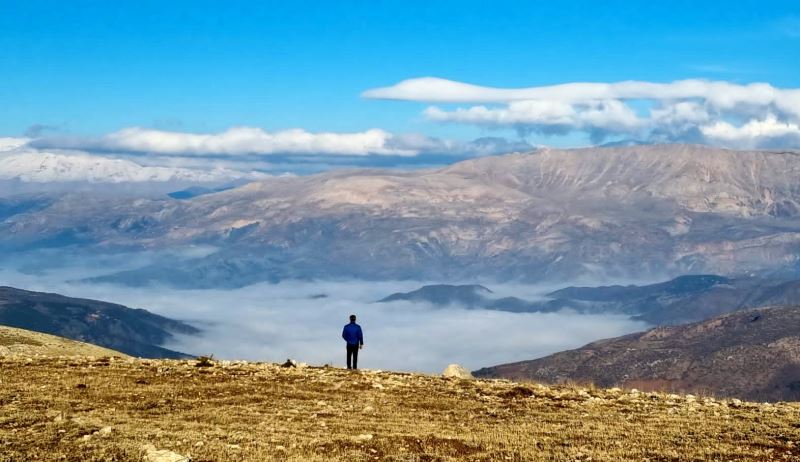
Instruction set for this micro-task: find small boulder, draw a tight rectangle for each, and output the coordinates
[442,364,474,379]
[142,444,191,462]
[195,356,214,368]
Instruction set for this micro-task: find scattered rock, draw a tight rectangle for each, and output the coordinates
[442,364,474,379]
[96,426,112,437]
[142,444,191,462]
[195,356,215,368]
[502,386,536,400]
[357,433,374,441]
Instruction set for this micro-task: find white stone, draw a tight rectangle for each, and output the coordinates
[142,444,191,462]
[442,364,474,379]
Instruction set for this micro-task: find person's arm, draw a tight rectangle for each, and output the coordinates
[358,326,364,346]
[342,326,347,341]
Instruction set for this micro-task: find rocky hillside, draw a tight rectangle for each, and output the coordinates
[475,305,800,401]
[1,356,798,461]
[4,145,800,287]
[0,286,198,358]
[0,325,126,357]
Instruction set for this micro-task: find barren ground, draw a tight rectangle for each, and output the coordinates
[1,356,799,461]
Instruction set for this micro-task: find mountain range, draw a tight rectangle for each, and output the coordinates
[0,147,264,184]
[474,305,800,402]
[4,144,800,287]
[0,286,198,358]
[378,274,800,325]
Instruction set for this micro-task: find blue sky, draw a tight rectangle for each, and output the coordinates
[1,1,799,175]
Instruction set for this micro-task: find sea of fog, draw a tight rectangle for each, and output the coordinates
[0,256,650,373]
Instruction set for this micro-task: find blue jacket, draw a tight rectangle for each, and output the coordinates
[342,322,363,345]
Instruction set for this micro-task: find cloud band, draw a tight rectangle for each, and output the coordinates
[364,77,800,147]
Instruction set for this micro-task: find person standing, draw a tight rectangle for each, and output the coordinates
[341,314,364,369]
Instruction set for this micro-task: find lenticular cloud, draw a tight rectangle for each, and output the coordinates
[364,77,800,148]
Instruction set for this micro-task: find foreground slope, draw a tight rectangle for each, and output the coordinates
[0,325,126,357]
[0,286,198,358]
[475,306,800,401]
[1,357,798,461]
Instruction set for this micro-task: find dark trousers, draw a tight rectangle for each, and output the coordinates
[346,344,359,369]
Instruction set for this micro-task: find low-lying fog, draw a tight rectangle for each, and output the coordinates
[1,255,650,373]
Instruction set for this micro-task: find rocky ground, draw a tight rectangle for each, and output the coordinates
[1,356,799,461]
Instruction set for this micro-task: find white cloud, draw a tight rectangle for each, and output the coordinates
[365,77,800,147]
[363,77,800,113]
[35,127,419,157]
[701,116,800,147]
[0,137,31,152]
[0,129,536,182]
[426,100,642,141]
[27,127,535,164]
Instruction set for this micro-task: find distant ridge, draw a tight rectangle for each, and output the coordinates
[378,274,800,326]
[378,284,493,307]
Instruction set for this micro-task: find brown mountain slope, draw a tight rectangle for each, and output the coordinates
[474,305,800,401]
[9,145,800,288]
[0,325,126,357]
[0,286,197,358]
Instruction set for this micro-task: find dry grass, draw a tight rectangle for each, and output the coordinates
[1,356,799,461]
[0,326,126,357]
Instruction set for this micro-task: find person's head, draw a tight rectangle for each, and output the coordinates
[349,314,356,323]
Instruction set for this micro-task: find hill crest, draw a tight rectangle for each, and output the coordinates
[0,325,126,357]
